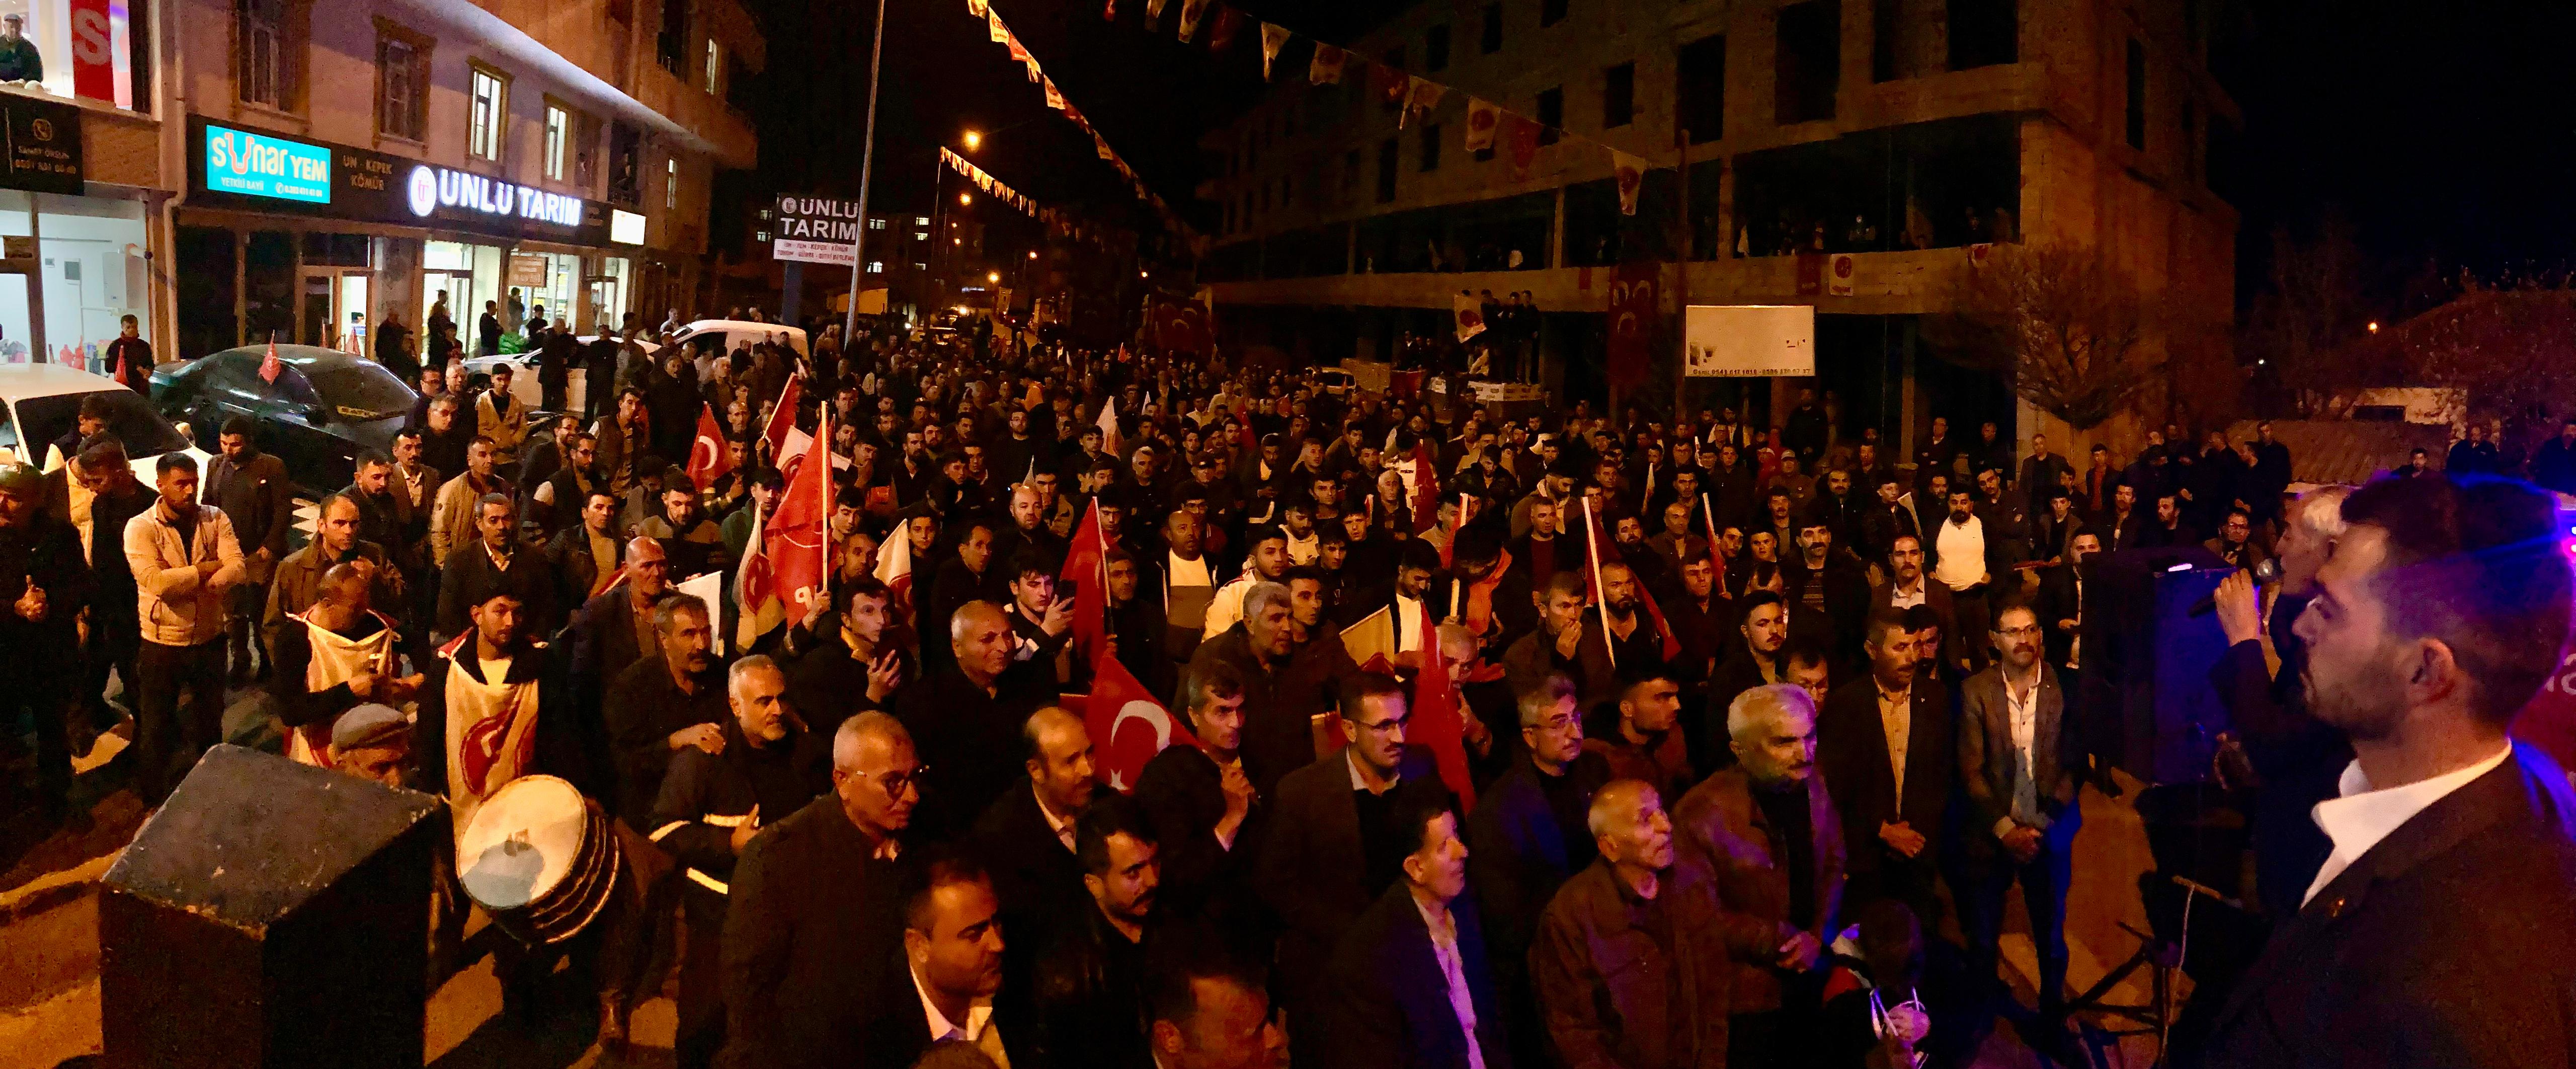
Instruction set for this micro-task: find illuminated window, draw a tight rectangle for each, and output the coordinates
[666,158,679,208]
[469,66,509,163]
[544,104,570,180]
[704,39,723,95]
[377,35,427,140]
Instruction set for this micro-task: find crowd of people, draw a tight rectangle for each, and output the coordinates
[8,301,2576,1069]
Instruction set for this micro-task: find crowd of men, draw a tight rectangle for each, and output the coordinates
[8,308,2575,1069]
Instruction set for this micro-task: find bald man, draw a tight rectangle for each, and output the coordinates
[1531,779,1728,1067]
[571,536,675,768]
[970,708,1098,1051]
[652,654,830,1069]
[722,712,920,1069]
[270,562,418,767]
[893,600,1059,838]
[1671,684,1845,1065]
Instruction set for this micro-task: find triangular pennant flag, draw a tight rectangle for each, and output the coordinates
[1464,97,1500,151]
[1044,78,1066,110]
[1208,5,1243,51]
[1145,0,1169,23]
[1372,59,1409,105]
[1095,132,1115,160]
[1400,76,1445,128]
[259,334,283,384]
[1506,112,1541,180]
[1612,150,1647,215]
[1259,22,1291,80]
[1025,54,1043,82]
[1178,0,1209,41]
[1412,601,1477,809]
[1309,43,1345,84]
[1102,0,1115,20]
[988,9,1008,42]
[965,0,987,16]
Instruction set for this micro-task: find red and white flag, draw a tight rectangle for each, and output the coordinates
[1096,396,1122,459]
[1176,0,1209,40]
[259,335,283,384]
[1412,600,1477,809]
[1259,22,1291,79]
[1453,293,1488,342]
[762,374,803,464]
[685,402,733,489]
[1410,439,1441,535]
[1208,6,1243,50]
[1464,98,1500,152]
[1086,648,1192,792]
[748,407,833,644]
[1061,498,1111,660]
[1309,43,1346,84]
[873,510,918,622]
[1578,498,1683,662]
[732,499,774,649]
[1613,151,1647,215]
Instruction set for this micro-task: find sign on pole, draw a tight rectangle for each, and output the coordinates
[769,194,866,267]
[1683,304,1815,378]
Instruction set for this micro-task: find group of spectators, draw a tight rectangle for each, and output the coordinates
[25,302,2574,1069]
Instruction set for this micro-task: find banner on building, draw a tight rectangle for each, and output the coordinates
[1827,253,1856,296]
[1684,304,1816,378]
[1605,261,1662,390]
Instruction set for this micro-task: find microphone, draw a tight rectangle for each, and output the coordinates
[2189,557,2280,617]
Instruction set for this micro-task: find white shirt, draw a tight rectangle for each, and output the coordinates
[1203,574,1257,640]
[1165,552,1211,588]
[1394,594,1427,653]
[914,962,1009,1067]
[1033,782,1076,853]
[2000,667,2045,834]
[1413,894,1489,1069]
[1885,577,1927,610]
[1286,530,1320,565]
[67,475,96,564]
[1876,680,1913,801]
[2303,745,2513,906]
[1933,515,1986,591]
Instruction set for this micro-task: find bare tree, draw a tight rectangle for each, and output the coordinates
[1922,244,2166,431]
[2406,282,2576,466]
[2241,212,2376,415]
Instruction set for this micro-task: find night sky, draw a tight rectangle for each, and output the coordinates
[743,0,2576,301]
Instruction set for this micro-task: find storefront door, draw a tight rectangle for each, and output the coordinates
[297,269,369,351]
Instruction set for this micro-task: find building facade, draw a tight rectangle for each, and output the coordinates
[168,0,760,362]
[1198,0,2236,439]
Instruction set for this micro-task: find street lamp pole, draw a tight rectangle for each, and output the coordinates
[840,0,890,342]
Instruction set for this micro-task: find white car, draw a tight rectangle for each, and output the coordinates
[666,319,808,361]
[0,363,210,482]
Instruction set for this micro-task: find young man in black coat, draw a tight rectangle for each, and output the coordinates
[0,463,91,826]
[1134,660,1265,928]
[1322,795,1515,1069]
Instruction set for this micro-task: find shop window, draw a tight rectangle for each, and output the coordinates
[1424,25,1450,72]
[377,34,427,140]
[469,65,509,163]
[239,0,290,109]
[544,104,570,180]
[1775,0,1840,124]
[1602,61,1634,128]
[300,234,369,267]
[1481,4,1503,53]
[1536,87,1562,144]
[1678,35,1725,143]
[177,227,239,360]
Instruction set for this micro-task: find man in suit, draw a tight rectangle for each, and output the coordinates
[2038,531,2099,686]
[720,712,918,1069]
[1818,609,1953,931]
[1957,602,2082,1030]
[436,492,553,643]
[1465,673,1611,1069]
[2205,475,2576,1068]
[1870,533,1965,676]
[1671,683,1845,1066]
[1322,795,1514,1069]
[1186,580,1325,798]
[1256,672,1447,1054]
[892,599,1059,839]
[969,708,1096,1021]
[1029,797,1165,1069]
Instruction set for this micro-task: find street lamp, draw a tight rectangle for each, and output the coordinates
[962,130,982,151]
[988,271,1001,283]
[1027,250,1037,259]
[959,192,973,206]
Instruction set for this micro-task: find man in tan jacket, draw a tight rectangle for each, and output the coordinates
[122,452,244,803]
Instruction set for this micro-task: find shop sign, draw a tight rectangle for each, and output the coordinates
[768,194,863,266]
[507,253,548,287]
[203,124,330,204]
[610,209,646,246]
[187,118,610,245]
[0,95,82,195]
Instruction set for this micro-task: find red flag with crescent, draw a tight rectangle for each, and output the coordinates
[761,374,803,463]
[764,407,832,620]
[259,336,283,384]
[685,402,733,488]
[1085,645,1194,793]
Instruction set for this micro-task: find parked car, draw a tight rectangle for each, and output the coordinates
[0,363,208,482]
[150,345,417,494]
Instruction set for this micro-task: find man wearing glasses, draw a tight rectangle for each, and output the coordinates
[1956,602,2081,1047]
[1465,673,1614,1069]
[720,710,923,1069]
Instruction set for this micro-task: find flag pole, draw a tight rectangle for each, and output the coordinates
[840,0,889,343]
[1582,497,1617,668]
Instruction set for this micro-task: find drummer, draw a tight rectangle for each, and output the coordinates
[270,562,419,766]
[414,585,576,832]
[647,654,830,1069]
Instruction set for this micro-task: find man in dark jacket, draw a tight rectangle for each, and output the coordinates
[53,438,150,743]
[203,417,291,684]
[971,707,1097,1020]
[541,488,623,629]
[1030,797,1164,1069]
[1184,581,1318,797]
[892,599,1058,839]
[1816,610,1954,930]
[435,493,554,642]
[1322,795,1514,1069]
[647,654,829,1069]
[604,591,729,828]
[1256,674,1447,1045]
[1466,674,1611,1069]
[1531,779,1729,1069]
[781,578,907,740]
[0,463,90,826]
[1135,660,1266,929]
[2205,475,2576,1069]
[720,712,917,1069]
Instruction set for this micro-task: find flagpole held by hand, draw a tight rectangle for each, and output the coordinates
[1582,497,1616,668]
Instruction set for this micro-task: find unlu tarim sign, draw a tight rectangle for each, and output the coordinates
[768,194,866,267]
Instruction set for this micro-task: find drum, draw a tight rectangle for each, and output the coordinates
[456,775,623,946]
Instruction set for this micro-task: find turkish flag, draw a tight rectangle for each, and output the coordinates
[1087,649,1194,793]
[1412,601,1477,810]
[1464,98,1500,151]
[1505,113,1540,182]
[685,402,733,488]
[1410,439,1441,535]
[1606,262,1661,391]
[763,407,833,621]
[1061,498,1109,660]
[1613,151,1647,215]
[259,336,283,384]
[1577,498,1683,662]
[872,512,917,622]
[762,374,803,463]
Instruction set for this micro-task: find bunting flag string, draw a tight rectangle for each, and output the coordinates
[968,2,1202,240]
[1177,0,1209,41]
[1309,43,1345,84]
[1208,6,1243,51]
[1259,22,1291,80]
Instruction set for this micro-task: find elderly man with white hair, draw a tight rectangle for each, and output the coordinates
[1670,683,1846,1066]
[2210,483,2352,922]
[649,653,831,1069]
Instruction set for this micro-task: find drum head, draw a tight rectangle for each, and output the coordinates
[457,776,588,911]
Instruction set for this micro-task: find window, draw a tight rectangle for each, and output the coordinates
[868,218,887,230]
[1425,25,1450,72]
[575,113,603,188]
[239,0,288,108]
[377,34,426,140]
[1775,0,1840,124]
[1376,137,1398,203]
[658,0,690,74]
[1536,87,1563,144]
[867,261,884,274]
[915,215,929,226]
[1420,124,1442,171]
[703,38,722,95]
[1481,4,1503,53]
[1542,0,1567,28]
[1947,0,2017,69]
[1602,62,1635,127]
[468,67,509,162]
[543,104,570,180]
[1872,0,1901,82]
[2125,39,2146,149]
[667,157,679,209]
[1677,36,1725,143]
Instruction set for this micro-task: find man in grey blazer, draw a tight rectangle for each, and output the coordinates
[1956,601,2081,1030]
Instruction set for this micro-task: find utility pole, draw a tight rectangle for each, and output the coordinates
[840,0,890,341]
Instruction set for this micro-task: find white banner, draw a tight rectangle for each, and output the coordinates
[1684,304,1815,378]
[773,238,856,267]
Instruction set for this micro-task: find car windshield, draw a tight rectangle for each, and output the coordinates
[305,363,416,421]
[20,389,189,459]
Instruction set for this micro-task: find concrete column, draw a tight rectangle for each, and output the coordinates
[1549,187,1566,269]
